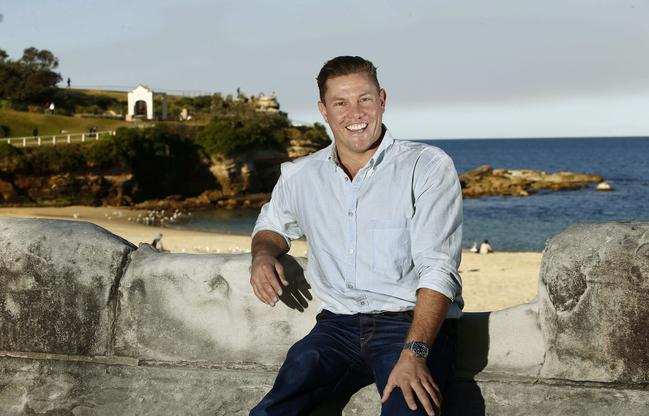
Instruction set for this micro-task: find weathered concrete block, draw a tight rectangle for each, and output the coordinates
[0,218,134,356]
[455,300,544,379]
[114,245,320,364]
[444,378,649,416]
[540,222,649,382]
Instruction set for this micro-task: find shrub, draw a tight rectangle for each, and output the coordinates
[196,110,291,157]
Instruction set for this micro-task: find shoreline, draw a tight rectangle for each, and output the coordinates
[0,205,541,312]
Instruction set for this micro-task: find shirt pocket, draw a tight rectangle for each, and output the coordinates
[371,219,411,275]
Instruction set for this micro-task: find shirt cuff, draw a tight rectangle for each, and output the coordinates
[251,225,292,250]
[416,269,462,303]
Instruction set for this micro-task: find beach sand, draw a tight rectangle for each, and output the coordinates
[0,205,542,312]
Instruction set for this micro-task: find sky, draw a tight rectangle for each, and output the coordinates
[2,0,649,139]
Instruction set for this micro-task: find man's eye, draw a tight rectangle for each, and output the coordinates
[334,101,345,107]
[360,97,372,103]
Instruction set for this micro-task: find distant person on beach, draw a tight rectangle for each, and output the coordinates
[151,233,165,251]
[249,56,463,415]
[67,77,71,88]
[479,240,493,254]
[470,242,479,253]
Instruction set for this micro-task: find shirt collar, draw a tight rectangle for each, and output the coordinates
[369,126,394,168]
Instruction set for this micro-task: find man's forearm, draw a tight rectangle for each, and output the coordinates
[406,288,451,346]
[251,230,290,260]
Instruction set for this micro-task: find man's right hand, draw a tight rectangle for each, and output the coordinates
[250,253,289,306]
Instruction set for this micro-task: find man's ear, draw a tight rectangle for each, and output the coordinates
[317,101,329,124]
[379,89,387,112]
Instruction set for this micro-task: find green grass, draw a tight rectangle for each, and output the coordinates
[0,109,142,137]
[1,88,212,138]
[72,88,127,100]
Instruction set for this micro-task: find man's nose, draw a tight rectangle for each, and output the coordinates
[348,101,363,118]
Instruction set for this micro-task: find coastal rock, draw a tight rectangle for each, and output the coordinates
[460,165,603,198]
[0,177,26,204]
[539,222,649,382]
[597,181,613,191]
[2,172,133,207]
[208,149,287,197]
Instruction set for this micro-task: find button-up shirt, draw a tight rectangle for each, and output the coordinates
[253,128,463,318]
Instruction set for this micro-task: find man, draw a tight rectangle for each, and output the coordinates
[249,56,463,416]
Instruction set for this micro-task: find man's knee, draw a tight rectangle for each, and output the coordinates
[380,389,432,416]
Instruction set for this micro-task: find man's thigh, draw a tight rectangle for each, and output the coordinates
[251,312,373,416]
[366,314,455,416]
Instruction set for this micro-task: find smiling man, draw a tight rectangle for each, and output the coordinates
[249,56,463,416]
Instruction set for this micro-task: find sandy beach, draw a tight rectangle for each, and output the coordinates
[0,205,542,312]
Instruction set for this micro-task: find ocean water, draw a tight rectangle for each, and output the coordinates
[168,137,649,252]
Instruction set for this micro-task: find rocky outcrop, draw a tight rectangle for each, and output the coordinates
[1,219,648,415]
[460,165,604,198]
[209,149,287,197]
[0,172,134,206]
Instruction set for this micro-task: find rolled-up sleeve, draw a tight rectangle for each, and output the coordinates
[410,152,463,304]
[252,168,304,248]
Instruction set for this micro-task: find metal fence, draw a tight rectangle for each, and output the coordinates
[4,131,117,148]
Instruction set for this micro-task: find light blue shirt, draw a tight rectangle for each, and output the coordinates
[253,128,464,318]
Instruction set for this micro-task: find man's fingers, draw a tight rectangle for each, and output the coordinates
[251,269,279,306]
[401,385,418,411]
[261,275,280,305]
[422,378,442,411]
[380,382,396,403]
[264,270,283,297]
[411,382,435,415]
[274,262,289,286]
[251,281,271,305]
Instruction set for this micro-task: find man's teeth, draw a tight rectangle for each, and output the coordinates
[346,123,368,131]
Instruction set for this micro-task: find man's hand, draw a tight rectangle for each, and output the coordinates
[250,253,289,306]
[381,350,442,416]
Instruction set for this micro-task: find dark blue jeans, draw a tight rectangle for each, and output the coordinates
[251,310,455,416]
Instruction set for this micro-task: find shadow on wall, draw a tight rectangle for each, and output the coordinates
[277,254,313,312]
[443,312,490,416]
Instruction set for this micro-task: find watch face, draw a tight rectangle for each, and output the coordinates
[406,342,429,358]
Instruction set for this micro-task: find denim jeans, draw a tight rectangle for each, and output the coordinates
[250,310,455,416]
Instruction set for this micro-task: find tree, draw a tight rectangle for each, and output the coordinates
[0,47,61,104]
[19,47,59,71]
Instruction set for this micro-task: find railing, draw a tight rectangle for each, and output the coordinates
[4,130,117,148]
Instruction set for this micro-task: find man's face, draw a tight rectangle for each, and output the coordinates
[318,72,386,158]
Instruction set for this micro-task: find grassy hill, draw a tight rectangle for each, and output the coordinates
[0,88,209,138]
[0,109,137,137]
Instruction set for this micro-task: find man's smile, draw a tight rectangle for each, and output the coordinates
[346,123,368,132]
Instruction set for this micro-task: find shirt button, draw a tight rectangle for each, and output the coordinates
[344,177,349,181]
[347,211,354,217]
[348,248,354,254]
[359,301,366,306]
[346,283,353,289]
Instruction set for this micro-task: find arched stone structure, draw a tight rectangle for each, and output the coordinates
[126,85,168,121]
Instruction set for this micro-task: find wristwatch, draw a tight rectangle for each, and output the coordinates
[403,341,429,359]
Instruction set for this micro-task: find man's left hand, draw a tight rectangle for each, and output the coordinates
[381,350,441,416]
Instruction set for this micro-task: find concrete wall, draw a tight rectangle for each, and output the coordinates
[1,218,648,415]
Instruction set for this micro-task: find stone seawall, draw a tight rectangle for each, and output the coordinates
[1,218,648,415]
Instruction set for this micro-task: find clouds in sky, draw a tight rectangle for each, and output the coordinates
[2,0,648,138]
